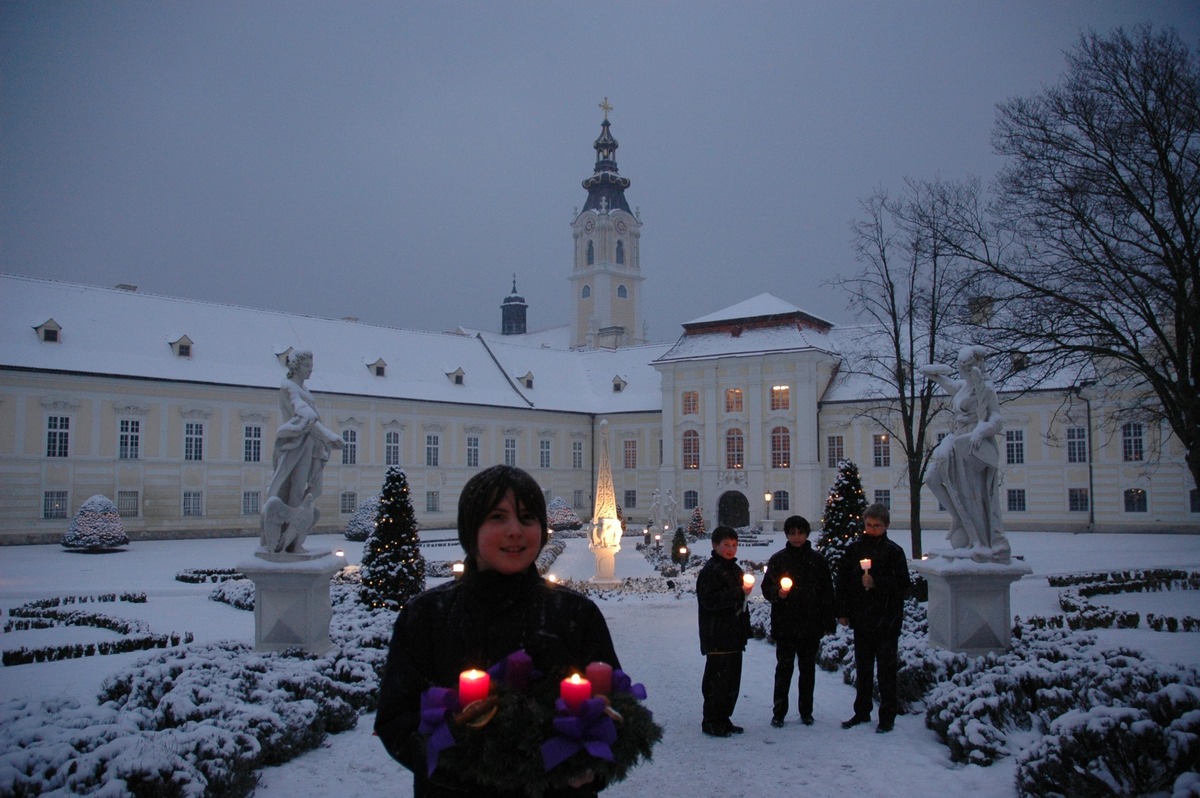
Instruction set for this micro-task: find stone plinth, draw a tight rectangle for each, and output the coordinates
[913,553,1031,656]
[760,519,775,533]
[239,548,344,654]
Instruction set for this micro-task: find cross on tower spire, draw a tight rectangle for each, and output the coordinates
[599,96,612,120]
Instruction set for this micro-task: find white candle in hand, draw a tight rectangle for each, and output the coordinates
[859,558,872,572]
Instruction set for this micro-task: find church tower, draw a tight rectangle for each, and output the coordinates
[500,275,527,335]
[570,99,644,349]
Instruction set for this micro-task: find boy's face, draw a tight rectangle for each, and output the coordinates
[785,527,809,545]
[713,536,738,560]
[864,516,887,537]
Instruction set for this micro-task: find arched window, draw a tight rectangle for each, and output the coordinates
[771,426,791,468]
[773,490,790,512]
[725,429,744,470]
[617,284,627,299]
[587,240,595,265]
[682,430,700,469]
[581,285,591,299]
[616,240,625,264]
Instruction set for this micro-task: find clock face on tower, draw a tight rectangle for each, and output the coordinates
[616,220,627,234]
[584,219,595,233]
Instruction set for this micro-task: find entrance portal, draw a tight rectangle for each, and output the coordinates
[717,491,749,529]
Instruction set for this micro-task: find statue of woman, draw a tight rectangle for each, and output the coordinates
[919,346,1011,563]
[262,350,342,553]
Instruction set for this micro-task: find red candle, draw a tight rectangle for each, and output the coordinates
[459,669,490,706]
[584,661,614,696]
[560,673,592,711]
[779,576,794,591]
[742,573,755,587]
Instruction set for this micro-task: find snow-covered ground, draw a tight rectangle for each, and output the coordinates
[2,530,1198,797]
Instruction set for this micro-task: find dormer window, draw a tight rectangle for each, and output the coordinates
[170,335,194,358]
[35,319,62,343]
[368,358,387,377]
[612,375,627,393]
[447,367,465,385]
[520,371,535,390]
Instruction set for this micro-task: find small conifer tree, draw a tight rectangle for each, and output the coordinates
[670,527,690,565]
[359,468,425,611]
[547,497,583,532]
[816,459,867,573]
[62,495,129,550]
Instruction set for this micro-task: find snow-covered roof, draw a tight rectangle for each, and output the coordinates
[0,275,665,413]
[683,292,831,327]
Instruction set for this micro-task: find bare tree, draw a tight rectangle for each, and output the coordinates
[947,25,1200,491]
[837,178,976,558]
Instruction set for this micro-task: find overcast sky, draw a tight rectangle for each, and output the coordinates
[3,2,1198,343]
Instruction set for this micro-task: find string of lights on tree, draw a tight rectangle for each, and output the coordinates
[816,459,867,572]
[359,467,426,611]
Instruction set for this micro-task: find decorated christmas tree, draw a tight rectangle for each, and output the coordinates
[344,494,380,541]
[816,459,867,573]
[359,467,425,611]
[62,495,129,551]
[685,506,706,539]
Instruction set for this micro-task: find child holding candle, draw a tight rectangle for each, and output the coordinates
[375,465,622,796]
[761,515,835,727]
[695,526,753,737]
[835,503,911,734]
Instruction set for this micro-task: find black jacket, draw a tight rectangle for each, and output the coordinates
[761,540,835,641]
[834,532,911,635]
[696,553,752,655]
[374,566,619,797]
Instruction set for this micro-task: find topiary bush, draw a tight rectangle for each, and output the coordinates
[547,497,583,532]
[344,495,380,541]
[62,495,129,551]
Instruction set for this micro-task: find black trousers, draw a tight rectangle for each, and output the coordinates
[772,636,819,719]
[851,626,900,722]
[701,651,743,725]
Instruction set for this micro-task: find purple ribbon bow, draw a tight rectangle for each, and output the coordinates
[540,697,618,771]
[418,686,460,777]
[612,669,648,700]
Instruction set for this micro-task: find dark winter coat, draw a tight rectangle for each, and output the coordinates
[696,552,752,655]
[834,532,911,635]
[375,565,620,797]
[761,540,835,642]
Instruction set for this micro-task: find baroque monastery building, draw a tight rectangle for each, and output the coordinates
[2,112,1197,545]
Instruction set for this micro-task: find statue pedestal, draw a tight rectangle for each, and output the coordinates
[760,519,775,533]
[239,549,345,654]
[913,553,1031,656]
[589,517,624,584]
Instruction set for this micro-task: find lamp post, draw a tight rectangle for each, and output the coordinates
[764,491,772,526]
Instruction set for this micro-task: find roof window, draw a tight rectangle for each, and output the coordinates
[36,319,62,343]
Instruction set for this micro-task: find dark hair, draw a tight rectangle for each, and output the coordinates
[783,515,810,535]
[863,502,891,526]
[457,465,549,568]
[711,525,738,546]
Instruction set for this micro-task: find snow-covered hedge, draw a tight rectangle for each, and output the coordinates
[62,495,129,550]
[0,585,395,798]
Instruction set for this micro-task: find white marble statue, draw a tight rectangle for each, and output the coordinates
[662,489,678,533]
[261,350,342,554]
[647,489,662,531]
[919,346,1011,564]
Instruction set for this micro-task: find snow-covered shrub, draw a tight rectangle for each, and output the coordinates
[343,495,380,541]
[62,494,129,550]
[547,497,583,532]
[1015,686,1200,797]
